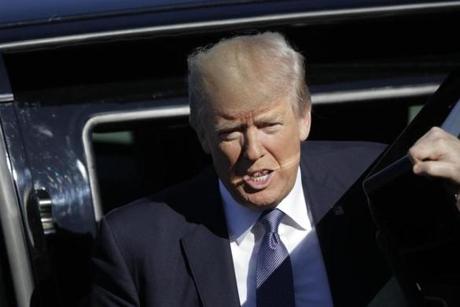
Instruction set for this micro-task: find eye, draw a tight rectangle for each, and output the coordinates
[260,122,282,133]
[218,129,241,141]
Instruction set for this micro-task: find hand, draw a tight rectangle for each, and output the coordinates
[408,127,460,205]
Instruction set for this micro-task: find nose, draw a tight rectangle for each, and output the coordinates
[243,127,263,161]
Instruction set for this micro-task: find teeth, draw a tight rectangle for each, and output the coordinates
[244,170,272,187]
[249,170,270,182]
[251,170,269,178]
[252,174,268,182]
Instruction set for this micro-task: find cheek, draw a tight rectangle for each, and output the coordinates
[263,132,299,154]
[215,142,241,167]
[262,135,301,170]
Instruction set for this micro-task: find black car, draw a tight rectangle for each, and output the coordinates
[1,0,460,306]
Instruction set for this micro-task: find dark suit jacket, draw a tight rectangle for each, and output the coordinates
[89,141,392,307]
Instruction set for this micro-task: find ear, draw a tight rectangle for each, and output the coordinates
[196,127,211,154]
[298,106,311,141]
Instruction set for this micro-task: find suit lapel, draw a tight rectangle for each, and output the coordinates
[181,226,240,307]
[301,165,366,307]
[300,153,358,306]
[179,170,240,307]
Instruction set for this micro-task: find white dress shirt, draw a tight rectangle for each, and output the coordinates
[220,168,334,307]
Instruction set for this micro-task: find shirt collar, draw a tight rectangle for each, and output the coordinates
[276,168,310,232]
[220,168,310,245]
[220,180,260,245]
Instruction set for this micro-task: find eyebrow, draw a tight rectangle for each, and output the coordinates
[215,122,245,132]
[215,115,282,132]
[255,113,282,123]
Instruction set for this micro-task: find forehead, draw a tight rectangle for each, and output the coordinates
[206,96,292,125]
[204,73,294,110]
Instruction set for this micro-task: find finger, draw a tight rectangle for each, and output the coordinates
[413,160,460,183]
[412,126,444,147]
[409,140,445,163]
[409,127,457,162]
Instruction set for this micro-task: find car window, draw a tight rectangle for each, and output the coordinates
[91,116,210,214]
[88,92,428,216]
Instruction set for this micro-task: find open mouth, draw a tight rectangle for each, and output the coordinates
[243,169,273,190]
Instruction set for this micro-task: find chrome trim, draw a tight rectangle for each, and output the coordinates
[37,193,55,235]
[0,125,34,307]
[1,1,460,51]
[0,93,14,102]
[312,83,439,104]
[82,81,439,220]
[82,104,190,221]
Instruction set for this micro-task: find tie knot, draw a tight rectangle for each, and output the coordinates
[259,209,284,234]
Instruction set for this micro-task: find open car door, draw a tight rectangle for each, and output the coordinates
[364,71,460,307]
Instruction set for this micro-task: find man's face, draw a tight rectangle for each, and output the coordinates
[199,94,310,210]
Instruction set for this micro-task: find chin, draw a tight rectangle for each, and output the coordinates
[239,192,280,210]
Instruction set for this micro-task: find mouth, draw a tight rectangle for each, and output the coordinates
[243,169,273,190]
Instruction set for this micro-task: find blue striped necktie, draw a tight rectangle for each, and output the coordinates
[256,209,295,307]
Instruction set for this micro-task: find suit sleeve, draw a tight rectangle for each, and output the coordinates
[88,218,140,307]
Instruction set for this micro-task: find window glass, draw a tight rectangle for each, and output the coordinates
[92,116,210,213]
[90,96,429,214]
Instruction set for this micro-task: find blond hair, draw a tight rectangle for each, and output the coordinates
[187,32,310,131]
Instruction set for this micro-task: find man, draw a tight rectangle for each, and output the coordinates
[89,32,460,307]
